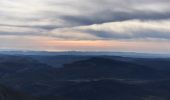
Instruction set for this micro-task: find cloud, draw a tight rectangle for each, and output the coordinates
[1,19,170,41]
[49,28,99,40]
[1,0,170,41]
[0,25,47,36]
[1,0,170,29]
[49,19,170,40]
[1,0,170,52]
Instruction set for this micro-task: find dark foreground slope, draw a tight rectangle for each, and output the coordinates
[0,85,34,100]
[0,55,170,100]
[46,79,169,100]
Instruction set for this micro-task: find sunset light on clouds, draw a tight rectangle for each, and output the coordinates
[0,0,170,53]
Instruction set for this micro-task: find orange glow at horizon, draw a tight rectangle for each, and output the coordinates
[0,35,170,53]
[37,36,170,53]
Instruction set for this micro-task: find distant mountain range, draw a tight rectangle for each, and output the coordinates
[0,51,170,58]
[0,55,170,100]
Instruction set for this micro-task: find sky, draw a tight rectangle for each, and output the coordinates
[0,0,170,53]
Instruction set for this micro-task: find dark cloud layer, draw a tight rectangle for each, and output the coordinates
[0,0,170,40]
[61,11,170,26]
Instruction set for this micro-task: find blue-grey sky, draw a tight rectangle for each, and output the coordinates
[0,0,170,53]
